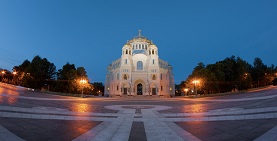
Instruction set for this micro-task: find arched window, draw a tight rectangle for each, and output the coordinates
[126,50,128,54]
[137,61,143,70]
[125,59,127,64]
[149,50,151,55]
[129,50,131,55]
[139,44,141,49]
[152,50,154,55]
[153,59,155,64]
[142,44,144,49]
[136,44,138,49]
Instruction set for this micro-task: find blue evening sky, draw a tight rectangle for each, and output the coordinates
[1,0,277,84]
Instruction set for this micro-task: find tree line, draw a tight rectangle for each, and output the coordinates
[0,55,104,95]
[177,56,277,95]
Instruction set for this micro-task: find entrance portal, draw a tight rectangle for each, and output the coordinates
[137,84,143,95]
[123,88,127,95]
[152,88,156,95]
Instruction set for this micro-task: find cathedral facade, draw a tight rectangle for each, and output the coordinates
[105,31,175,97]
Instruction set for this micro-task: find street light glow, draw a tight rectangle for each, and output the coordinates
[80,79,87,84]
[192,79,200,97]
[192,80,199,84]
[184,88,188,92]
[80,79,87,98]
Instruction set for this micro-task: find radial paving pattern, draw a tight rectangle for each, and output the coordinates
[1,83,277,141]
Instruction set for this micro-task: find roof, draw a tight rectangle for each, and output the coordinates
[126,30,152,44]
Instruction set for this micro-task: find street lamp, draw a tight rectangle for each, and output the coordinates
[80,79,87,98]
[12,71,17,84]
[1,70,5,82]
[12,71,17,75]
[184,88,188,96]
[192,80,199,97]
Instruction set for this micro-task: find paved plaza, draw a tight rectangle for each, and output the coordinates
[1,83,277,141]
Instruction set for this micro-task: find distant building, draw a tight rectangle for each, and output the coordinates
[105,30,174,97]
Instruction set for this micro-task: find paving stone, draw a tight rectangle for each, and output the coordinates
[0,117,101,141]
[176,119,277,141]
[128,122,147,141]
[1,85,277,140]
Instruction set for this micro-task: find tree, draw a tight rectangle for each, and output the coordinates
[185,55,257,94]
[0,69,12,83]
[13,56,56,89]
[273,78,277,86]
[251,57,267,87]
[26,56,56,89]
[77,67,87,78]
[75,67,91,95]
[11,56,94,95]
[186,62,218,94]
[234,57,252,90]
[91,82,104,96]
[56,63,92,95]
[56,63,77,93]
[222,56,236,82]
[13,60,30,85]
[265,64,276,85]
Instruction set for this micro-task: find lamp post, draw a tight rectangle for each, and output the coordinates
[1,70,5,82]
[80,79,87,98]
[12,71,17,84]
[193,80,199,97]
[184,88,188,96]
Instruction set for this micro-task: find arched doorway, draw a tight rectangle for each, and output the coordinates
[152,87,157,95]
[137,83,143,95]
[123,87,128,95]
[122,83,130,95]
[150,83,158,95]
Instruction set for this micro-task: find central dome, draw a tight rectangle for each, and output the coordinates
[123,30,157,56]
[128,30,151,44]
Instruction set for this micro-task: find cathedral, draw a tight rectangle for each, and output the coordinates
[104,31,175,97]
